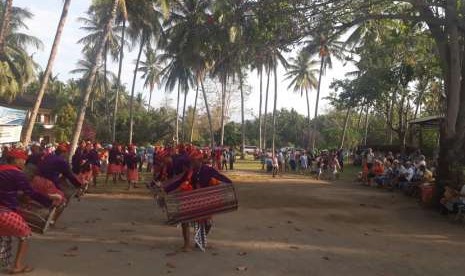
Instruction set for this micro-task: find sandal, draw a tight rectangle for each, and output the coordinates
[8,266,34,274]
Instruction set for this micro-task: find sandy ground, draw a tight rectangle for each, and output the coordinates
[15,169,465,276]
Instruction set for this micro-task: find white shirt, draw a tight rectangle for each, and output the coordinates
[366,153,374,164]
[405,167,415,182]
[300,155,308,167]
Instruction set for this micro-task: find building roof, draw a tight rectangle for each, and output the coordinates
[409,115,444,128]
[0,94,57,111]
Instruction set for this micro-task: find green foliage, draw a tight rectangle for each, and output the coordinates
[55,103,77,142]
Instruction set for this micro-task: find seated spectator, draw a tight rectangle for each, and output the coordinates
[375,161,393,187]
[415,155,427,169]
[398,161,415,190]
[368,160,384,186]
[440,185,465,213]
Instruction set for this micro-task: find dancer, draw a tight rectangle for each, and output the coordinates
[0,149,59,274]
[165,149,232,252]
[105,143,124,185]
[32,144,82,203]
[87,143,101,187]
[124,145,139,190]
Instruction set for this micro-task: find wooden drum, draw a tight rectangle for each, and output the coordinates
[164,183,238,225]
[17,201,57,234]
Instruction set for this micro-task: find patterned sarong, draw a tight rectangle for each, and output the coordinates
[193,220,212,252]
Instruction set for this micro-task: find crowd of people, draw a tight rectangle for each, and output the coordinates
[356,148,465,220]
[0,141,234,273]
[260,149,344,179]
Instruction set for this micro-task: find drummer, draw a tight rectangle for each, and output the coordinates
[32,144,82,204]
[0,149,59,274]
[166,149,232,252]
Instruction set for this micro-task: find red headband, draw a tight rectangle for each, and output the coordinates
[8,149,28,160]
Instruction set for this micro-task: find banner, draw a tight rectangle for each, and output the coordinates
[0,125,23,144]
[0,106,28,143]
[0,106,27,125]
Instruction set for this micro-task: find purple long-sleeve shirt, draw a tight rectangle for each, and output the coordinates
[26,153,43,166]
[124,153,138,170]
[37,154,82,188]
[0,165,52,210]
[87,149,100,167]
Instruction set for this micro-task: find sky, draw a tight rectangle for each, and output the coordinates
[14,0,356,121]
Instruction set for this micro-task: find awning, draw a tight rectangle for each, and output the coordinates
[409,115,444,128]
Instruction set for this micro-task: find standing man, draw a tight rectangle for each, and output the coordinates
[221,149,229,171]
[229,147,235,170]
[300,151,309,174]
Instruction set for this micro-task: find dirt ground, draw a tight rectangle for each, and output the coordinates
[17,168,465,276]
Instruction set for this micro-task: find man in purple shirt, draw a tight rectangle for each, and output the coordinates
[32,145,82,204]
[175,150,232,252]
[0,149,58,274]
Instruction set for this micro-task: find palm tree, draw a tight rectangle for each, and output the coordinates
[189,84,199,142]
[70,51,115,111]
[0,0,13,54]
[112,2,127,142]
[261,47,287,154]
[306,34,345,149]
[0,4,41,101]
[77,7,124,139]
[139,47,162,110]
[69,0,120,161]
[161,0,214,146]
[127,1,162,144]
[23,0,72,145]
[285,50,319,147]
[159,52,193,145]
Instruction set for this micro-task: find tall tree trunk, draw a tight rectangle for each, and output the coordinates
[305,87,311,148]
[271,65,278,154]
[190,84,199,143]
[148,87,153,110]
[263,68,270,150]
[0,0,13,55]
[69,0,119,162]
[340,107,351,149]
[414,89,425,120]
[363,106,369,146]
[258,69,263,150]
[104,43,112,138]
[220,78,226,146]
[22,0,71,145]
[389,91,396,144]
[128,34,144,145]
[175,83,180,145]
[312,55,325,150]
[356,106,363,130]
[240,71,245,160]
[181,87,188,142]
[200,77,215,149]
[112,18,126,142]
